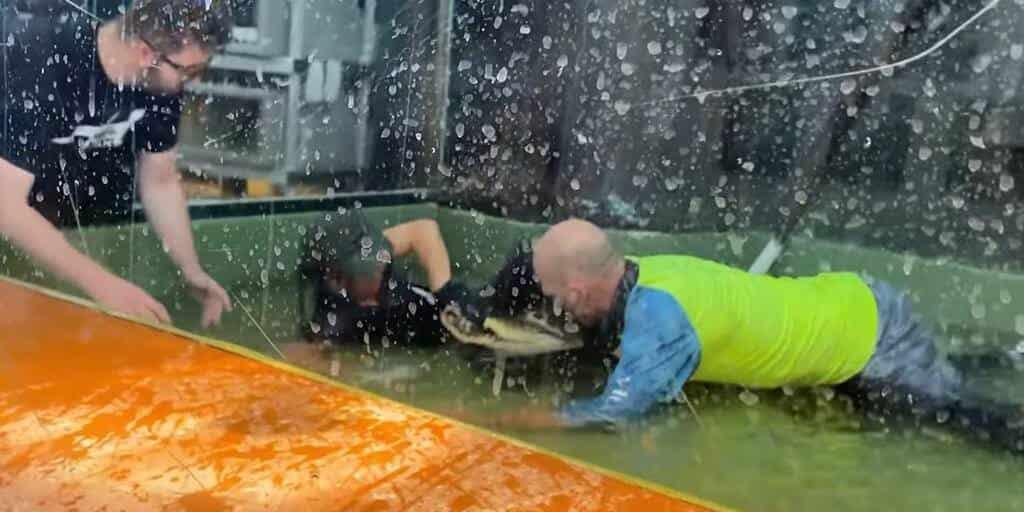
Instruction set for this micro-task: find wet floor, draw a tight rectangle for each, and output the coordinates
[0,281,711,511]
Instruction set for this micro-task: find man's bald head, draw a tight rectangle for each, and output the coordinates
[532,219,624,326]
[534,219,620,283]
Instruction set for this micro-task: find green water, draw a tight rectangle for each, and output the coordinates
[177,286,1024,512]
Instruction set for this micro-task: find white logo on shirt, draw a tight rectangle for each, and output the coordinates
[51,109,146,150]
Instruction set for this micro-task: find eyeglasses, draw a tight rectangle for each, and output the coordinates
[139,35,211,80]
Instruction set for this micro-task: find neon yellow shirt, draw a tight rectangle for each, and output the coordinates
[633,255,878,388]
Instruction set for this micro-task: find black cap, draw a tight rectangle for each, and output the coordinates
[301,209,393,280]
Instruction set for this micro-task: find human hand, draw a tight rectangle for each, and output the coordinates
[86,274,171,324]
[183,268,232,328]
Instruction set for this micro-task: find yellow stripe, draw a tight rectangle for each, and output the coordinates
[0,275,737,512]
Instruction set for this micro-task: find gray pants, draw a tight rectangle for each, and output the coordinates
[838,280,1024,452]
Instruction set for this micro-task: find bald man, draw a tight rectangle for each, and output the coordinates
[488,219,1023,452]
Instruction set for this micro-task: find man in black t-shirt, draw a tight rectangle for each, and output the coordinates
[0,1,233,326]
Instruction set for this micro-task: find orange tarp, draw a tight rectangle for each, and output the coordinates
[0,280,715,512]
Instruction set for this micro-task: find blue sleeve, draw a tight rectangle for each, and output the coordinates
[558,287,701,427]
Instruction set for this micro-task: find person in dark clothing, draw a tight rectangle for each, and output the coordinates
[0,0,233,326]
[296,209,477,349]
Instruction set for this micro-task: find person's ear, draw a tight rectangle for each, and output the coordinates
[132,38,158,67]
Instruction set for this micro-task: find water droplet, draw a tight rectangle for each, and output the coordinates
[971,54,992,74]
[557,54,568,68]
[482,124,496,141]
[1000,289,1012,304]
[918,147,933,161]
[1012,44,1023,61]
[457,60,472,72]
[542,36,552,50]
[616,43,628,60]
[613,100,632,115]
[327,312,337,326]
[845,215,867,229]
[694,7,710,19]
[968,217,985,232]
[922,79,937,98]
[511,4,529,15]
[1000,174,1015,192]
[843,26,868,44]
[970,135,986,149]
[455,123,465,138]
[621,62,636,75]
[496,66,508,83]
[968,159,982,172]
[23,99,34,110]
[87,186,95,197]
[741,161,755,172]
[834,0,850,8]
[782,5,798,19]
[794,190,808,205]
[971,303,986,320]
[1015,315,1024,336]
[665,62,685,73]
[739,390,759,406]
[408,302,418,315]
[519,25,531,35]
[647,41,662,56]
[570,178,581,191]
[493,16,503,29]
[742,7,753,20]
[840,79,857,95]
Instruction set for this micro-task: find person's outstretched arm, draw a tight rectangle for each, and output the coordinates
[489,287,702,430]
[383,219,452,292]
[137,148,231,327]
[0,158,170,323]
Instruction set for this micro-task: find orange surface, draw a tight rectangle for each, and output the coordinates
[0,280,714,512]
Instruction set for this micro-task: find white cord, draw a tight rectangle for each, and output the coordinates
[636,0,1003,107]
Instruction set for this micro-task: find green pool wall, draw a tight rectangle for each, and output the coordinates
[1,203,1021,351]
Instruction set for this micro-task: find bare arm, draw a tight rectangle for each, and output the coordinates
[137,149,231,327]
[383,219,453,292]
[0,157,169,322]
[137,149,203,275]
